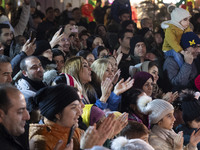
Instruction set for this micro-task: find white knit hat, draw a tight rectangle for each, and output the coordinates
[137,95,174,124]
[168,5,191,23]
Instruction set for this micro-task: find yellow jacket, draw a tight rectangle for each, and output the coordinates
[162,24,191,52]
[29,118,84,150]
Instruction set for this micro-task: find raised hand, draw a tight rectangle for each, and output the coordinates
[163,92,179,103]
[97,114,116,143]
[182,51,194,65]
[50,28,65,48]
[189,129,200,147]
[80,114,116,149]
[80,124,99,149]
[113,77,134,95]
[22,38,36,56]
[112,69,121,85]
[111,112,128,138]
[174,131,184,150]
[100,78,113,103]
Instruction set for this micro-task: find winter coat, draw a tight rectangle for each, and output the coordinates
[15,77,46,109]
[0,124,25,150]
[149,125,197,150]
[162,23,191,52]
[176,124,200,150]
[163,55,198,91]
[29,118,84,150]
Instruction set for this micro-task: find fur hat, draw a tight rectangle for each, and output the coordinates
[34,84,80,121]
[168,5,191,23]
[180,91,200,123]
[137,95,174,124]
[132,71,153,89]
[111,136,154,150]
[180,32,200,50]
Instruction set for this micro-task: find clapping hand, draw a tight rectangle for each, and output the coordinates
[114,77,134,95]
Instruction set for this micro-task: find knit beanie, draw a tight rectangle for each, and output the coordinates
[180,32,200,50]
[82,104,105,127]
[137,95,174,124]
[90,105,105,126]
[34,84,80,121]
[132,71,153,89]
[168,5,191,23]
[195,75,200,91]
[130,35,145,56]
[34,40,51,56]
[180,91,200,123]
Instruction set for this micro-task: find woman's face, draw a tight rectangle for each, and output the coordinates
[148,65,159,84]
[58,37,70,53]
[142,78,153,96]
[86,54,95,67]
[42,49,53,61]
[102,63,114,81]
[92,37,104,49]
[56,100,81,128]
[158,110,175,130]
[98,26,106,37]
[79,59,92,84]
[108,57,118,74]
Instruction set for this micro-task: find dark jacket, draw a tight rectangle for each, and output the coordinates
[163,55,198,92]
[0,124,25,150]
[176,124,200,149]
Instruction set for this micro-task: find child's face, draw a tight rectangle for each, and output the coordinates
[188,120,200,129]
[180,17,190,29]
[158,110,176,130]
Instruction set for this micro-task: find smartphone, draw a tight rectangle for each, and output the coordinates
[29,31,36,42]
[67,125,75,145]
[60,26,65,35]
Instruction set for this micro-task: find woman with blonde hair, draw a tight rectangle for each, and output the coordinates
[87,58,134,111]
[62,56,91,104]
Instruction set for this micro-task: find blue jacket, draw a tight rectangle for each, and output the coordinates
[95,92,121,111]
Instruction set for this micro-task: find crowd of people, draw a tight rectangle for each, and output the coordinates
[1,0,200,149]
